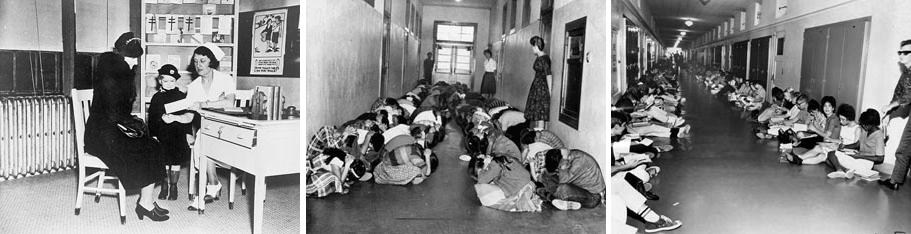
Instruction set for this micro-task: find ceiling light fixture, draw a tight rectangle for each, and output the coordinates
[680,31,687,35]
[685,20,694,27]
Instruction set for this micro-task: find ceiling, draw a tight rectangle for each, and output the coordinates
[644,0,756,48]
[420,0,497,9]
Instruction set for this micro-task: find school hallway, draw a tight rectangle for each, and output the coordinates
[632,71,911,233]
[305,119,606,233]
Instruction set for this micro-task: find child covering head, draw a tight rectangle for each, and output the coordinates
[147,64,195,200]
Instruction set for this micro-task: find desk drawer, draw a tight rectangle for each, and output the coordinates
[201,120,256,148]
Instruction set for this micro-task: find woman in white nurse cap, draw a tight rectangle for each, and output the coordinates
[184,43,237,210]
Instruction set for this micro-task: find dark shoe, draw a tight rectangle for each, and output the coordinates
[157,182,168,200]
[152,202,169,215]
[787,152,802,165]
[168,183,178,201]
[645,215,683,233]
[136,203,169,222]
[878,179,901,190]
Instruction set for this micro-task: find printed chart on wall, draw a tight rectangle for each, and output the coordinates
[250,9,287,75]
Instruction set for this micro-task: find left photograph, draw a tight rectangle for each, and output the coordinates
[0,0,301,233]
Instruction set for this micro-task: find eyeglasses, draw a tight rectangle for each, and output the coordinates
[898,51,911,56]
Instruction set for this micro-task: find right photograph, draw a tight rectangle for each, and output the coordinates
[612,0,911,233]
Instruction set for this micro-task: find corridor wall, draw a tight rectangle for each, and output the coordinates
[306,0,382,138]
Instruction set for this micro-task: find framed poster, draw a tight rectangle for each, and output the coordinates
[238,6,299,77]
[250,9,287,75]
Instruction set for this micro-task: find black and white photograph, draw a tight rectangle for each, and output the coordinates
[306,0,607,233]
[0,0,301,233]
[612,0,911,233]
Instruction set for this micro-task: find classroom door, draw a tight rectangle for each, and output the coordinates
[732,40,748,78]
[800,27,828,99]
[749,36,770,87]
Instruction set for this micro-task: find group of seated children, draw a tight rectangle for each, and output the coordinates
[690,64,887,182]
[305,80,463,197]
[611,60,686,233]
[452,92,606,213]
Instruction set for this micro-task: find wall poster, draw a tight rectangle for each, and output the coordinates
[250,9,287,75]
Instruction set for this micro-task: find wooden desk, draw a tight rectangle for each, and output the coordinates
[195,110,300,234]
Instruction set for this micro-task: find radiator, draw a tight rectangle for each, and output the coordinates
[0,95,75,181]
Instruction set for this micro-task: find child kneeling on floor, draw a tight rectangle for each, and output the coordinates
[475,153,542,212]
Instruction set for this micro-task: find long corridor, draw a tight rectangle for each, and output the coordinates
[631,70,911,233]
[306,120,606,233]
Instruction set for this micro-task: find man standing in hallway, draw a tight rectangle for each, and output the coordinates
[423,52,434,85]
[879,39,911,190]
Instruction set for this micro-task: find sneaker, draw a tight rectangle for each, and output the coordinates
[827,171,846,179]
[459,155,472,162]
[359,172,373,182]
[656,145,674,152]
[646,166,661,177]
[644,182,653,192]
[645,215,683,233]
[551,199,581,210]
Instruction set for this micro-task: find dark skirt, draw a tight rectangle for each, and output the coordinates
[84,116,166,190]
[481,72,497,94]
[525,77,550,121]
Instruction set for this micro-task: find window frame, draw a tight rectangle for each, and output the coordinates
[522,0,531,28]
[433,21,478,75]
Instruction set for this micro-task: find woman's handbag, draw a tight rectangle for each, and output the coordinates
[115,115,149,138]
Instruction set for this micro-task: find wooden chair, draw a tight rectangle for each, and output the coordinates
[71,89,127,224]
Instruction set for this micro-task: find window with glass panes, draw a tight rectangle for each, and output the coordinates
[434,22,476,75]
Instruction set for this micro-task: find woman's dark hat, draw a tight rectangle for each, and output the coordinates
[115,32,144,58]
[157,64,181,79]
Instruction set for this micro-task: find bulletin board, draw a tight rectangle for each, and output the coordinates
[237,6,300,78]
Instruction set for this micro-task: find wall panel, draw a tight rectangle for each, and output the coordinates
[306,0,383,138]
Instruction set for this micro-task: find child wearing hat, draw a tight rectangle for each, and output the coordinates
[147,64,195,201]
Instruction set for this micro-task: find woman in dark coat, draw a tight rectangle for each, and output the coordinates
[83,32,170,221]
[148,64,194,201]
[525,36,551,130]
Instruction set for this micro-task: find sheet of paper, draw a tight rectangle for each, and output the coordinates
[164,99,192,113]
[792,123,808,132]
[612,139,631,154]
[219,16,233,34]
[200,16,213,35]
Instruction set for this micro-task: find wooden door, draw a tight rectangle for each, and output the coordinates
[750,36,770,87]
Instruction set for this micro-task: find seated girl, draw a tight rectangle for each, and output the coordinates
[787,104,859,165]
[474,153,542,212]
[757,88,791,123]
[757,94,809,139]
[807,96,841,141]
[825,109,884,180]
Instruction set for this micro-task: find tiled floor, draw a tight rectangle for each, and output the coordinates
[0,169,300,234]
[628,70,911,234]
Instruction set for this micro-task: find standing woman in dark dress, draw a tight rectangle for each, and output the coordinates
[83,32,170,221]
[148,64,194,200]
[525,36,552,130]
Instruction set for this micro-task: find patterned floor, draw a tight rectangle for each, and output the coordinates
[0,168,299,234]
